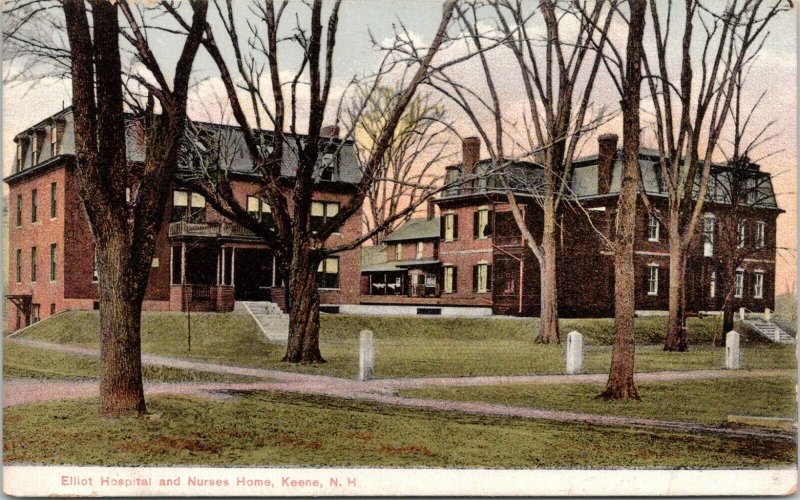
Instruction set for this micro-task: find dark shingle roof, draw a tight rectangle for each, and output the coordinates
[382,217,441,242]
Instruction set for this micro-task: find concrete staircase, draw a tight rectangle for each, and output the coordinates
[745,318,795,344]
[236,301,289,343]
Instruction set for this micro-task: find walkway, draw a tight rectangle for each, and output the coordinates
[5,338,796,442]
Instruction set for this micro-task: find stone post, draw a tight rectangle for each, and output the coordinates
[764,308,772,321]
[739,307,746,321]
[726,330,741,370]
[359,330,374,381]
[566,330,583,375]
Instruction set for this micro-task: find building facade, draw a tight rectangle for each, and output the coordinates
[4,108,363,331]
[359,135,783,317]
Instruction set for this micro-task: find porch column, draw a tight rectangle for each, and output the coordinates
[221,247,226,285]
[231,248,236,286]
[180,242,186,285]
[272,254,277,287]
[216,248,221,285]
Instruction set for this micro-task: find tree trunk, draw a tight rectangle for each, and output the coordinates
[283,245,324,363]
[537,204,559,343]
[601,0,645,401]
[664,223,688,351]
[97,236,147,417]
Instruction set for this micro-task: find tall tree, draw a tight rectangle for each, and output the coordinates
[174,0,458,363]
[4,0,208,415]
[641,0,789,351]
[600,0,647,400]
[427,0,616,343]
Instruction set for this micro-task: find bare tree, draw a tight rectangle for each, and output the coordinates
[348,83,452,244]
[641,0,789,351]
[4,0,208,415]
[426,0,616,343]
[172,0,458,363]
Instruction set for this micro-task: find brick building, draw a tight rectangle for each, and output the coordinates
[4,108,363,331]
[359,135,783,317]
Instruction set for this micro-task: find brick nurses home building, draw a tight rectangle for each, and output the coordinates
[4,108,363,331]
[359,135,783,317]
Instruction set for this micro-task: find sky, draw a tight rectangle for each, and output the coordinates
[2,0,797,293]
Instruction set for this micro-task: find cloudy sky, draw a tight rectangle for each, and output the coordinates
[3,0,796,291]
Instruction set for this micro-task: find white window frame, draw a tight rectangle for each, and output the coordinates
[737,221,746,249]
[755,221,765,248]
[50,125,59,155]
[647,264,659,296]
[444,213,456,242]
[753,271,764,299]
[477,262,489,293]
[416,241,424,260]
[734,269,744,298]
[703,214,715,257]
[647,215,660,242]
[443,265,455,294]
[477,208,490,239]
[395,244,402,261]
[709,271,716,298]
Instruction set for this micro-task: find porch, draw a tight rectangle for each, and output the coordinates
[361,262,442,299]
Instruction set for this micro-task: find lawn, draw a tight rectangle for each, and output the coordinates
[3,392,795,467]
[3,342,257,383]
[15,311,796,379]
[402,376,798,426]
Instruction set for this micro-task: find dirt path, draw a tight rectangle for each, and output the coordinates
[5,337,796,442]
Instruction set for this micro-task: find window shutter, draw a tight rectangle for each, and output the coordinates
[472,265,478,293]
[453,214,459,240]
[452,266,458,293]
[642,266,649,293]
[473,212,479,239]
[486,212,493,236]
[440,216,446,239]
[487,264,493,291]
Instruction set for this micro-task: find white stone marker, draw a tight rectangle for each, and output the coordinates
[726,330,741,370]
[566,330,583,375]
[359,330,374,381]
[739,307,746,321]
[765,308,772,321]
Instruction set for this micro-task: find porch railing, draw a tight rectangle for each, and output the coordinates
[169,221,259,240]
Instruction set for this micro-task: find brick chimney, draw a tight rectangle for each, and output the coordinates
[462,136,481,175]
[597,133,619,195]
[426,199,436,220]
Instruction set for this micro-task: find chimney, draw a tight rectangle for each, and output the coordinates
[320,125,340,139]
[462,136,481,175]
[426,199,436,220]
[597,133,619,195]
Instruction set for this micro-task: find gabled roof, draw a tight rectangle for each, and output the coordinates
[382,217,441,243]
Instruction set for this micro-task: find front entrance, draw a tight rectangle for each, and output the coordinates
[234,249,273,301]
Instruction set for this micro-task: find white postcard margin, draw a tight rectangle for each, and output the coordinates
[3,466,797,497]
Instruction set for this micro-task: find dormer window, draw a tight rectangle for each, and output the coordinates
[50,125,60,155]
[31,132,41,165]
[15,140,27,172]
[319,153,336,181]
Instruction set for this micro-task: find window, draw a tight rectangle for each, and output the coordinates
[474,209,490,239]
[49,243,57,281]
[444,213,458,241]
[317,257,339,289]
[50,125,59,155]
[92,250,99,282]
[247,196,275,229]
[31,133,40,164]
[734,270,744,298]
[647,215,660,242]
[753,272,764,299]
[50,182,57,219]
[16,194,22,227]
[737,221,746,249]
[444,168,460,196]
[710,271,716,298]
[319,153,336,181]
[395,244,402,261]
[444,265,457,293]
[50,303,56,316]
[703,214,715,257]
[15,142,23,171]
[171,190,206,222]
[31,304,40,324]
[16,249,22,283]
[311,201,339,233]
[755,221,766,248]
[31,189,38,223]
[473,263,491,293]
[746,177,757,205]
[30,246,37,282]
[647,265,659,296]
[416,242,424,260]
[171,246,182,285]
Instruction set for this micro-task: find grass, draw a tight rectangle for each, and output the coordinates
[3,392,795,467]
[402,376,798,426]
[3,342,257,383]
[16,311,796,379]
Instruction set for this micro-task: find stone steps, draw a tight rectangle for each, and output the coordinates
[746,319,795,344]
[237,301,288,343]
